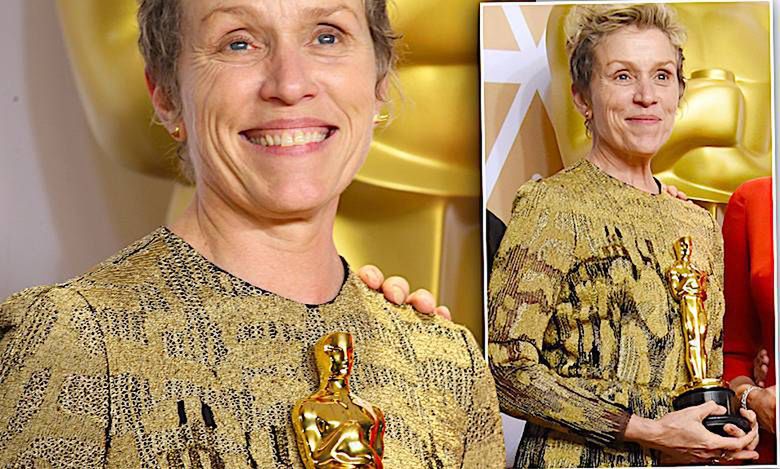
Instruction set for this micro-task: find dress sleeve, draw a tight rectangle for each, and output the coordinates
[487,182,631,447]
[721,188,760,382]
[0,286,109,467]
[459,330,505,469]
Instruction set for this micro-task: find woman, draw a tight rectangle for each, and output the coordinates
[722,177,776,465]
[488,4,759,467]
[0,0,503,467]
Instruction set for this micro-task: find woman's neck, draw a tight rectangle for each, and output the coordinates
[586,142,659,194]
[168,189,344,305]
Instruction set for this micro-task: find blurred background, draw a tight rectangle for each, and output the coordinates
[0,0,173,301]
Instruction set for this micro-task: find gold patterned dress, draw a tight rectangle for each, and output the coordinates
[488,160,724,467]
[0,228,504,468]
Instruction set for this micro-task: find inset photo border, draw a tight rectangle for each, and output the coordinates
[479,1,776,467]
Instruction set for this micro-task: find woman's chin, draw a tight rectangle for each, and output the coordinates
[252,188,339,220]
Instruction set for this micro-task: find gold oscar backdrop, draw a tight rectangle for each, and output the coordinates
[56,0,484,341]
[483,2,771,224]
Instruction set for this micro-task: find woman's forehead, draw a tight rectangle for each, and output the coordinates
[594,26,677,68]
[185,0,366,26]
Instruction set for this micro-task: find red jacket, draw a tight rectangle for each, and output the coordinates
[722,177,775,464]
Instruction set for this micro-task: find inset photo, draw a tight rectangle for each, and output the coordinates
[481,2,775,467]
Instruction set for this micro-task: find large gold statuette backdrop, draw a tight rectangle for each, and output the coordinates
[56,0,484,339]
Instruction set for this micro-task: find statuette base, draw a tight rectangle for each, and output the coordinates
[672,384,751,437]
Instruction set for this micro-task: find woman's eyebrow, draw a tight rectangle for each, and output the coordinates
[201,5,256,25]
[604,59,677,69]
[202,5,360,25]
[302,5,360,22]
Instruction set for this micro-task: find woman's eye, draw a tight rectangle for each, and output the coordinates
[227,40,251,52]
[616,73,630,81]
[657,72,670,80]
[316,33,338,45]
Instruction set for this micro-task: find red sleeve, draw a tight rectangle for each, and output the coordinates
[722,187,761,382]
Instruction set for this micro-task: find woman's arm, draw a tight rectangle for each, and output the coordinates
[720,187,776,433]
[721,188,761,382]
[0,287,110,467]
[730,376,776,433]
[487,182,631,447]
[460,330,505,468]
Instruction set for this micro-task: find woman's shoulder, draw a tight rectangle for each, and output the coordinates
[664,195,718,228]
[512,162,595,206]
[734,176,772,196]
[729,176,772,208]
[351,278,483,357]
[78,227,171,284]
[1,284,76,333]
[1,228,170,329]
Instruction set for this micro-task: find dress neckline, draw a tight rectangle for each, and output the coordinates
[157,225,351,308]
[578,158,666,198]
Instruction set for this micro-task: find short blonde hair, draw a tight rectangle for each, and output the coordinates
[565,4,687,99]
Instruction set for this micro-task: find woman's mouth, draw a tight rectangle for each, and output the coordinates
[240,127,337,148]
[626,115,661,124]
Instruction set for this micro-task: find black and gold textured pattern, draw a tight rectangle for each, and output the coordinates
[0,228,504,468]
[488,160,724,468]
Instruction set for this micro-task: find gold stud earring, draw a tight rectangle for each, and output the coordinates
[171,126,182,141]
[373,113,389,125]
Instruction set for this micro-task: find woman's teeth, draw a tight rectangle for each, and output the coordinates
[246,130,329,147]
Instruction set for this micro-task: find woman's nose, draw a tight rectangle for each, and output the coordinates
[633,79,658,107]
[259,46,318,105]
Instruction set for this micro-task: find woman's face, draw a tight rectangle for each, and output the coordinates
[576,26,680,161]
[173,0,380,218]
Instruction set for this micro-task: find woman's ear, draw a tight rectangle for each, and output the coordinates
[144,69,179,134]
[372,77,391,126]
[571,83,591,118]
[376,71,394,103]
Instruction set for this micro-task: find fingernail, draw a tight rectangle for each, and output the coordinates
[392,287,405,304]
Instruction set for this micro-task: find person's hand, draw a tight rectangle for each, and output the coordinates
[748,385,776,433]
[753,348,770,387]
[662,183,689,201]
[628,401,759,464]
[357,265,451,320]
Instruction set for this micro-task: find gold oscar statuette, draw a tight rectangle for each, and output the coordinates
[667,236,750,436]
[292,332,385,468]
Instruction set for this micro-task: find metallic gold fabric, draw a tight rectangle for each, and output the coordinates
[0,229,504,468]
[488,160,724,468]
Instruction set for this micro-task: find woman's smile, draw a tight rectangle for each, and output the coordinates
[625,114,661,124]
[239,118,339,155]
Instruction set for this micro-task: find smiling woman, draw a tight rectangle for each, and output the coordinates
[0,0,504,467]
